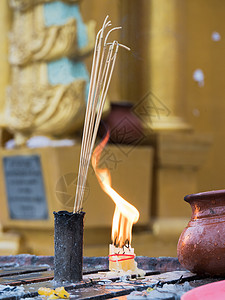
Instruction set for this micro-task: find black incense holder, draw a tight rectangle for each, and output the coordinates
[54,210,85,283]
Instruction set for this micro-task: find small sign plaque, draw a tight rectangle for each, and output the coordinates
[3,155,48,220]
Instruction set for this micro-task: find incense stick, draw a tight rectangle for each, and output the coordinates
[73,16,130,213]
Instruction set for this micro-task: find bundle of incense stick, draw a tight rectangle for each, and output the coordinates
[73,16,130,213]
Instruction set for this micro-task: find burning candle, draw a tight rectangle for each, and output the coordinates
[92,132,144,275]
[109,244,137,272]
[108,192,140,273]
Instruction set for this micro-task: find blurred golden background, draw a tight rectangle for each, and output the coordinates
[0,0,224,258]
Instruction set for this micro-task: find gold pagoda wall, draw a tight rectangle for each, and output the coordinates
[82,0,225,193]
[186,0,225,192]
[0,1,10,131]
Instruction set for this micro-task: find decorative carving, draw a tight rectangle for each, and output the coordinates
[10,18,77,66]
[7,1,95,146]
[9,5,95,66]
[9,0,80,12]
[7,76,86,141]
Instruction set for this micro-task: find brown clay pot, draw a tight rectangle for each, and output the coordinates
[102,102,144,144]
[177,190,225,276]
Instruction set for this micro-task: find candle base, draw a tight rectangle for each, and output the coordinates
[109,244,145,276]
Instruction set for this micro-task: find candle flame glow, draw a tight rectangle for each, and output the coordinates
[92,131,140,248]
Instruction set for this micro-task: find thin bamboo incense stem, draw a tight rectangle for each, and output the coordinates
[74,28,102,206]
[76,44,105,207]
[77,19,110,180]
[91,44,118,140]
[74,19,110,212]
[73,60,98,211]
[75,26,118,209]
[89,44,119,150]
[77,35,109,204]
[107,43,131,51]
[104,27,122,45]
[77,42,129,211]
[77,44,116,210]
[77,42,121,209]
[74,17,130,212]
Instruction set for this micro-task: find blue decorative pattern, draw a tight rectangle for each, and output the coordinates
[43,1,90,102]
[43,1,88,48]
[48,58,90,101]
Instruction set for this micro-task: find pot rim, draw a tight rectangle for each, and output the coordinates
[110,101,133,108]
[184,189,225,202]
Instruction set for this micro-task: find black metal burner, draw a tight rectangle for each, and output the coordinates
[0,255,223,299]
[54,211,85,283]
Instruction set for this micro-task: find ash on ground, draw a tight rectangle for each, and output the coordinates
[127,282,193,299]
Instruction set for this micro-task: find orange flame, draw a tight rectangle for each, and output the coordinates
[92,131,140,248]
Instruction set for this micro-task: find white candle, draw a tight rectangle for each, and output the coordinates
[109,244,138,272]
